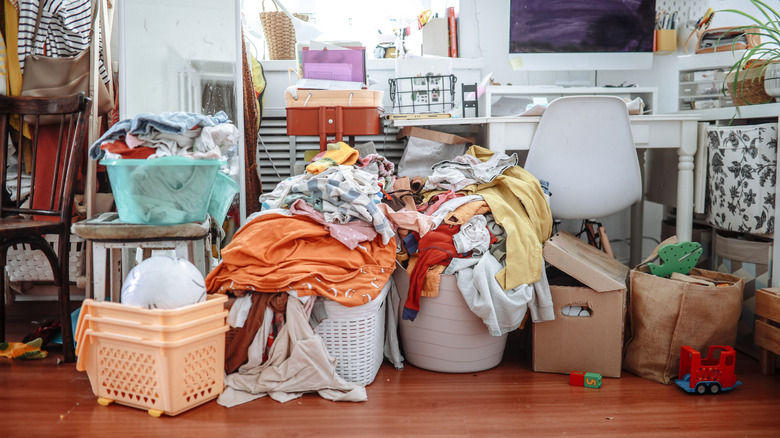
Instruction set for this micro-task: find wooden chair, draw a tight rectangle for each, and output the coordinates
[0,92,92,363]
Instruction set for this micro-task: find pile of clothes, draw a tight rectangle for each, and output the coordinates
[204,141,556,405]
[88,111,240,224]
[206,142,399,405]
[399,145,556,335]
[89,111,239,161]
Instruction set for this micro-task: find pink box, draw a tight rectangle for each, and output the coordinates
[302,47,366,84]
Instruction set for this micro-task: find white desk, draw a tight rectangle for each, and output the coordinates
[394,114,700,266]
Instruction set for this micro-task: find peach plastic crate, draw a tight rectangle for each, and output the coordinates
[74,294,229,416]
[76,325,228,417]
[76,294,228,334]
[77,310,229,342]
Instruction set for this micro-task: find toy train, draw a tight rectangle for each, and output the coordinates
[675,345,742,394]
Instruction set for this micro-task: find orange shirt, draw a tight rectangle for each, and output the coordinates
[206,213,396,307]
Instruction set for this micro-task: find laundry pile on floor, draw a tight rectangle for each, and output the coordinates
[399,145,556,335]
[205,142,398,405]
[204,141,556,405]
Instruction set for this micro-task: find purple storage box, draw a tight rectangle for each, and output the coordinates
[302,47,366,84]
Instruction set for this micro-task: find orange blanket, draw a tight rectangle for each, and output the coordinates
[206,213,396,307]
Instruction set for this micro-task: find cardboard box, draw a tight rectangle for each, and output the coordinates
[533,231,629,378]
[396,126,473,146]
[396,127,474,178]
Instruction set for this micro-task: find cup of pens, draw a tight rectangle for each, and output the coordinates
[654,10,678,53]
[655,29,677,53]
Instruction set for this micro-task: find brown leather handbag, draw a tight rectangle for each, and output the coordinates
[20,4,113,122]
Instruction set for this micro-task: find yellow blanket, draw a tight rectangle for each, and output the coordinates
[422,146,552,289]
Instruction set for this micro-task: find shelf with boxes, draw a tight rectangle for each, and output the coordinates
[676,52,780,118]
[678,67,732,111]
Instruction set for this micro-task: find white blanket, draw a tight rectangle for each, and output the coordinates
[445,254,554,336]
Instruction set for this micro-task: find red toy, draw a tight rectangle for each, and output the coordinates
[675,345,742,394]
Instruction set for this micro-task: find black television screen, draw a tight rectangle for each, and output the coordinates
[509,0,656,54]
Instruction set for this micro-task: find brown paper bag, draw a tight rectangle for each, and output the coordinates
[623,238,744,384]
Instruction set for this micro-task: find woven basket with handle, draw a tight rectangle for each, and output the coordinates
[260,0,309,60]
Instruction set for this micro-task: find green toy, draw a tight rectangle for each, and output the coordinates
[648,241,703,278]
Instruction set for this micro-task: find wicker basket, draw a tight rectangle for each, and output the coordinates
[5,234,86,283]
[725,66,777,105]
[259,0,309,60]
[314,280,390,386]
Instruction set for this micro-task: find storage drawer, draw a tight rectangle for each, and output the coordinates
[286,106,382,137]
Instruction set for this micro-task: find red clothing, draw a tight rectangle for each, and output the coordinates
[100,140,156,159]
[403,224,464,320]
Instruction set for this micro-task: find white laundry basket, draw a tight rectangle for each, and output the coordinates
[314,280,390,386]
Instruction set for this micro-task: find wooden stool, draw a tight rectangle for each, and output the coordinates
[756,287,780,375]
[72,212,211,303]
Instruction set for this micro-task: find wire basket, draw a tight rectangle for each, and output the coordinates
[5,234,85,282]
[314,280,390,386]
[388,74,457,114]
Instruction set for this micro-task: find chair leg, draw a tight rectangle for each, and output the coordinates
[0,250,6,344]
[57,236,75,363]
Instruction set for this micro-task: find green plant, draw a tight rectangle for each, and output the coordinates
[719,0,780,104]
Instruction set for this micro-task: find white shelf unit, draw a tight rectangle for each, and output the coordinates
[676,52,780,118]
[481,86,658,117]
[677,53,780,287]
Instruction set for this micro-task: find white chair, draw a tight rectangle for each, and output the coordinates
[524,95,642,241]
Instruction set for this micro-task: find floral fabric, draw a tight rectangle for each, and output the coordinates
[706,123,777,235]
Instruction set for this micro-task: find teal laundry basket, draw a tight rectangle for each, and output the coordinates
[101,156,225,225]
[207,171,239,227]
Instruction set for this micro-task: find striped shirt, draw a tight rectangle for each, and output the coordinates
[17,0,108,81]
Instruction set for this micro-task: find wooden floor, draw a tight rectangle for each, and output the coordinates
[2,300,780,438]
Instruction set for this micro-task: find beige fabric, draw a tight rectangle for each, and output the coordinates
[217,297,367,406]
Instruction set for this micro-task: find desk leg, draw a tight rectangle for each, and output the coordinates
[676,152,695,243]
[675,120,697,244]
[630,150,646,267]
